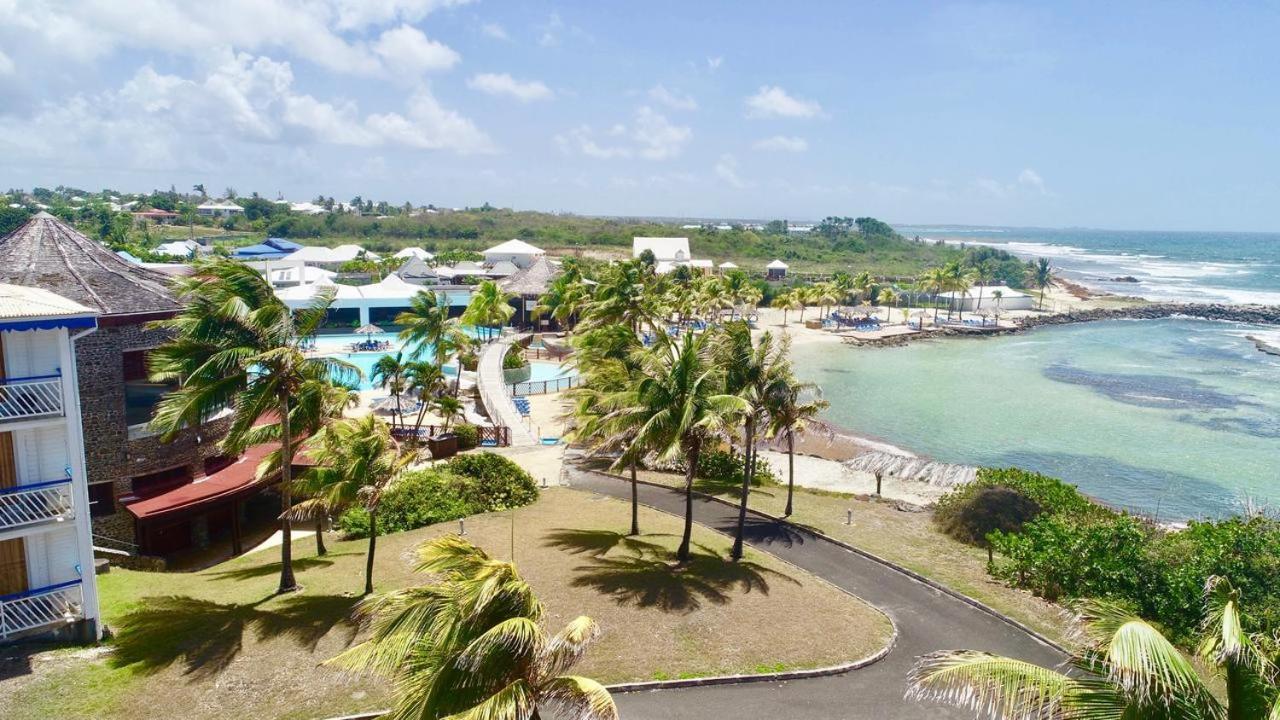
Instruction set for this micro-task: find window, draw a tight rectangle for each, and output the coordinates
[88,482,116,518]
[123,349,177,427]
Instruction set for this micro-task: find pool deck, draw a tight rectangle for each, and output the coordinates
[477,334,538,447]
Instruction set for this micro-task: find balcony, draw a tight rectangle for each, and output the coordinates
[0,479,75,533]
[0,374,64,423]
[0,580,83,640]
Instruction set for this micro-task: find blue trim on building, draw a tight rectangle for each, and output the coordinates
[0,316,97,332]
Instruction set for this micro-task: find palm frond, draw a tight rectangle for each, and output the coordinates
[541,676,618,720]
[907,650,1080,719]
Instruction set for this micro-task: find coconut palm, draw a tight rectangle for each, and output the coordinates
[534,265,591,331]
[295,415,410,595]
[765,373,828,517]
[876,287,898,323]
[992,289,1005,324]
[1028,257,1052,310]
[432,394,463,430]
[611,333,747,562]
[918,268,948,322]
[582,260,658,335]
[852,270,875,306]
[771,291,799,326]
[404,360,446,436]
[908,576,1280,720]
[463,280,516,342]
[973,259,996,311]
[371,351,408,429]
[332,536,617,720]
[396,290,452,364]
[715,324,789,560]
[149,256,358,593]
[566,324,647,536]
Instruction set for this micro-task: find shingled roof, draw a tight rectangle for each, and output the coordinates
[498,256,560,296]
[0,212,181,317]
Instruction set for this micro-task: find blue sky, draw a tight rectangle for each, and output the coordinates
[2,1,1278,231]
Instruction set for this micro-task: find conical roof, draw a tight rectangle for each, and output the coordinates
[499,256,560,296]
[0,212,180,317]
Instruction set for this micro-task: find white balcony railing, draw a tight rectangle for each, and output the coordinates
[0,580,83,639]
[0,479,74,532]
[0,375,64,422]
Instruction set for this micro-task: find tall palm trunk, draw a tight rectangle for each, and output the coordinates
[629,459,640,536]
[455,357,463,396]
[784,430,796,516]
[314,517,326,555]
[278,393,297,593]
[364,509,377,595]
[677,441,701,563]
[731,418,755,560]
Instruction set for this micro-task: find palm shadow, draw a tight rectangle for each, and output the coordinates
[542,529,669,558]
[570,551,796,614]
[711,516,811,549]
[204,553,356,581]
[109,593,360,680]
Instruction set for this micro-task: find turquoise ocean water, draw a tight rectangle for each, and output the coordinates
[796,226,1280,519]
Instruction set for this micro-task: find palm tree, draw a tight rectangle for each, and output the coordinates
[396,290,452,364]
[581,260,657,335]
[715,324,788,561]
[332,536,618,720]
[296,415,410,595]
[462,280,515,342]
[534,266,591,331]
[918,268,948,323]
[404,360,446,436]
[852,270,875,306]
[149,257,358,593]
[876,288,898,324]
[765,372,828,517]
[771,291,799,326]
[1028,257,1052,310]
[611,333,746,562]
[973,259,996,311]
[908,577,1280,719]
[433,394,463,430]
[371,351,408,429]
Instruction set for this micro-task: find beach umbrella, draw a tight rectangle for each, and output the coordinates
[355,323,383,335]
[909,309,931,329]
[850,304,876,316]
[370,395,411,413]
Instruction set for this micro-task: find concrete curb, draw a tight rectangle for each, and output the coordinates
[575,466,1070,656]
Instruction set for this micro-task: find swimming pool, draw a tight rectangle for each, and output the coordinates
[319,333,574,391]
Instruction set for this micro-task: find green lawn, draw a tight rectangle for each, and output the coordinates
[1,488,891,720]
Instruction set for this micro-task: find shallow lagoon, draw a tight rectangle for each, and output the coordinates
[792,319,1280,519]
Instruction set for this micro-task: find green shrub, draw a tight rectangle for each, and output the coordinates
[453,423,479,450]
[935,486,1041,549]
[695,449,779,487]
[336,469,471,538]
[503,345,527,370]
[446,452,539,511]
[936,466,1099,522]
[988,513,1148,603]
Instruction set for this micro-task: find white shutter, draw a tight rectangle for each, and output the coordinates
[12,426,70,485]
[2,329,62,378]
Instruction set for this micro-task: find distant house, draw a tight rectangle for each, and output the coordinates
[718,261,739,273]
[195,201,244,218]
[396,256,441,286]
[153,240,206,258]
[268,265,335,287]
[766,259,789,280]
[633,237,690,263]
[132,210,179,225]
[286,244,379,266]
[483,239,545,270]
[288,202,326,215]
[487,260,519,278]
[394,247,434,261]
[231,237,304,260]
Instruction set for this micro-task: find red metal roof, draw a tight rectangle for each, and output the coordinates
[123,443,314,522]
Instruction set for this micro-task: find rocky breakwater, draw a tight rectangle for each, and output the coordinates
[1018,302,1280,330]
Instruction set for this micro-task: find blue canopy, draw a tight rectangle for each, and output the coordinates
[231,237,305,259]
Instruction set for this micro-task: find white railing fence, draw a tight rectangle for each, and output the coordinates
[0,580,83,639]
[0,375,64,422]
[0,479,75,532]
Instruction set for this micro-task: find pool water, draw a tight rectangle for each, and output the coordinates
[319,333,574,391]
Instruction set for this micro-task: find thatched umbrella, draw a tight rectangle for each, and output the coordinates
[355,323,383,335]
[909,309,931,330]
[974,309,994,326]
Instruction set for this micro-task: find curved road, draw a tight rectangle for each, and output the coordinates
[565,467,1065,720]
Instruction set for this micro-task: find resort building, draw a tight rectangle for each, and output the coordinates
[396,256,442,286]
[718,261,739,272]
[286,244,380,266]
[633,236,691,263]
[231,237,304,261]
[195,201,244,218]
[499,256,561,329]
[276,274,473,326]
[482,239,545,269]
[0,213,232,558]
[766,259,789,280]
[938,285,1035,312]
[0,284,102,643]
[153,239,206,258]
[393,247,434,261]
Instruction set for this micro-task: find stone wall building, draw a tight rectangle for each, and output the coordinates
[0,213,230,554]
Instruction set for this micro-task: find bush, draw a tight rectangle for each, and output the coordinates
[334,452,539,539]
[446,452,539,511]
[503,345,527,370]
[453,423,479,450]
[935,467,1098,522]
[693,449,780,487]
[936,486,1041,549]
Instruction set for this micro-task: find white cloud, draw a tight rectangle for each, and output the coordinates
[555,107,691,161]
[745,85,823,119]
[328,0,474,31]
[1018,168,1047,194]
[715,154,747,188]
[0,49,14,76]
[373,24,460,76]
[648,84,697,111]
[753,135,808,152]
[468,73,553,102]
[538,12,564,47]
[0,50,492,172]
[707,56,723,71]
[480,22,509,40]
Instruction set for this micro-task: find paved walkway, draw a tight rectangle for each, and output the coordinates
[476,335,536,446]
[565,466,1065,720]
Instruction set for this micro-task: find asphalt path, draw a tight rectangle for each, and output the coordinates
[565,467,1066,720]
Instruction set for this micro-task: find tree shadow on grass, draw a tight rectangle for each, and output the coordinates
[203,553,357,581]
[109,593,360,680]
[542,529,669,558]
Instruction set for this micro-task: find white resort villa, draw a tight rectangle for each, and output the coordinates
[0,284,102,643]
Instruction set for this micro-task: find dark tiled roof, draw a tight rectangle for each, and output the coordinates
[0,212,181,316]
[498,256,560,296]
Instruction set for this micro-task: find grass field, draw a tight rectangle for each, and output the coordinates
[626,467,1076,647]
[0,488,891,720]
